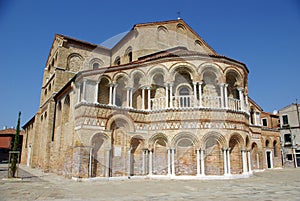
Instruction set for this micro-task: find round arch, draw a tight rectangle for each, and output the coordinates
[129,69,146,81]
[106,114,135,132]
[148,133,169,147]
[90,132,110,177]
[169,62,198,82]
[112,72,130,84]
[146,64,169,84]
[98,75,112,83]
[172,132,199,176]
[67,53,84,71]
[228,133,244,174]
[130,135,145,176]
[264,137,272,148]
[89,58,104,70]
[251,142,260,170]
[171,132,200,148]
[201,131,226,175]
[228,133,245,148]
[224,67,244,87]
[198,62,223,82]
[201,131,226,149]
[90,132,110,147]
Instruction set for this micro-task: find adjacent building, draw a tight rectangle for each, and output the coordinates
[21,19,282,179]
[279,103,300,167]
[0,128,23,163]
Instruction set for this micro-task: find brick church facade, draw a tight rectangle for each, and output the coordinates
[22,19,282,179]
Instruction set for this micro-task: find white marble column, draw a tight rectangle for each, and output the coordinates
[141,87,145,110]
[171,148,175,176]
[193,82,197,108]
[238,87,244,111]
[109,83,113,105]
[223,148,228,175]
[245,94,249,112]
[82,79,87,102]
[227,149,231,175]
[200,149,205,175]
[126,88,130,108]
[128,148,131,176]
[169,83,173,108]
[165,84,169,109]
[148,150,153,176]
[112,84,117,106]
[247,150,252,174]
[224,84,228,108]
[253,112,257,125]
[142,149,146,175]
[94,81,99,104]
[196,149,201,176]
[145,150,148,174]
[219,83,224,108]
[256,153,260,169]
[147,87,151,111]
[77,83,81,103]
[198,82,203,108]
[105,149,111,177]
[89,147,93,177]
[242,149,247,174]
[129,88,133,108]
[270,150,274,168]
[167,149,171,176]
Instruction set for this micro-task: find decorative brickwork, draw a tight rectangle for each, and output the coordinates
[21,19,282,179]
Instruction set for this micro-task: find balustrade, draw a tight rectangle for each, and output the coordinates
[228,97,241,111]
[202,96,221,109]
[150,97,165,111]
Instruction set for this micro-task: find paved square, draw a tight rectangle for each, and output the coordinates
[1,164,300,201]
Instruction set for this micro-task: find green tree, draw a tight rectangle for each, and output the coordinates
[10,112,21,178]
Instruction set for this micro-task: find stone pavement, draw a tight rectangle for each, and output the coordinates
[1,164,300,201]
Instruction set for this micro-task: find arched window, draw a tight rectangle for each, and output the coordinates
[90,58,103,70]
[194,40,203,52]
[178,85,191,108]
[250,108,255,125]
[176,24,187,46]
[114,57,121,65]
[98,77,110,105]
[115,77,127,107]
[128,52,132,62]
[179,86,190,96]
[125,47,133,63]
[157,26,168,48]
[93,63,100,69]
[226,72,239,99]
[265,140,270,148]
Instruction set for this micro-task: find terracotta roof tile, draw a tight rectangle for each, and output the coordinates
[0,128,24,135]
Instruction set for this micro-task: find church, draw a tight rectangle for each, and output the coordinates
[21,19,282,179]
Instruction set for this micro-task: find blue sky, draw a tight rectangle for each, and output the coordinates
[0,0,300,127]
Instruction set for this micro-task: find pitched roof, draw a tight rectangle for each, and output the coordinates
[0,128,24,135]
[137,46,248,71]
[133,19,217,55]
